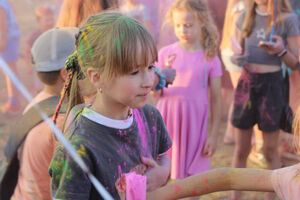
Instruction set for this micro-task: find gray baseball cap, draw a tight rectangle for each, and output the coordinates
[31,27,79,72]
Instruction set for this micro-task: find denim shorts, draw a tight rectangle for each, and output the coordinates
[1,38,19,63]
[231,69,285,132]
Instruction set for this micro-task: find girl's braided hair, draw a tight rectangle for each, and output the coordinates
[53,51,84,125]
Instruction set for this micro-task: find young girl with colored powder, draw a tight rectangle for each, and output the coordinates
[230,0,299,199]
[156,0,222,180]
[146,105,300,200]
[49,12,172,200]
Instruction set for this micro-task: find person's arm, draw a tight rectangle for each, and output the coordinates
[281,36,299,70]
[147,167,273,200]
[259,35,299,70]
[0,8,6,52]
[141,154,171,192]
[230,13,248,66]
[202,77,221,157]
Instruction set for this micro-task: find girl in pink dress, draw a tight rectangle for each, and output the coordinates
[156,0,222,179]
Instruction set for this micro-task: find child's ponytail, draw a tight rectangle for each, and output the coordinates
[53,51,84,131]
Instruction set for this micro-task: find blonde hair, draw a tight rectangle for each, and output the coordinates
[293,106,300,153]
[241,0,292,39]
[56,0,118,27]
[220,0,243,50]
[165,0,219,58]
[54,12,157,128]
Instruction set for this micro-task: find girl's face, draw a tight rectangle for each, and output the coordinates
[104,65,154,109]
[172,10,202,45]
[102,43,155,109]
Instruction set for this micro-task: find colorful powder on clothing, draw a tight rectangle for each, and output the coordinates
[247,100,252,110]
[152,126,156,133]
[118,165,122,177]
[76,144,86,157]
[133,109,149,157]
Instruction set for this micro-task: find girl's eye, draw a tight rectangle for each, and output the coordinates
[130,70,139,75]
[185,24,192,28]
[148,65,154,70]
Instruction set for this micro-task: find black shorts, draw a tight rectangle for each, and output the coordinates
[231,69,285,132]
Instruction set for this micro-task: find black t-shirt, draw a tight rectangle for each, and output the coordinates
[49,104,172,200]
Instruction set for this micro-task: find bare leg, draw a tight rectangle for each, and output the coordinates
[232,128,253,199]
[223,71,242,144]
[3,61,20,113]
[224,103,235,144]
[262,130,281,200]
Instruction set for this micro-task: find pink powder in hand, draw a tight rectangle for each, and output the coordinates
[125,172,147,200]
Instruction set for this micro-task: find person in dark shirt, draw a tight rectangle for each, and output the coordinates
[49,12,172,199]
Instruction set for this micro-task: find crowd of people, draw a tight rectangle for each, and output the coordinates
[0,0,300,199]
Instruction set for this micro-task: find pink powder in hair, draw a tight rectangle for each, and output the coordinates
[125,172,147,200]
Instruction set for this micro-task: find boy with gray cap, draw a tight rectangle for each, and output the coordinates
[1,27,78,200]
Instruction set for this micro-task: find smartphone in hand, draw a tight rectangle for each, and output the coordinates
[259,40,276,48]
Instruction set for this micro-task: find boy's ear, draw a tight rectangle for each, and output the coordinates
[87,68,103,88]
[60,69,67,81]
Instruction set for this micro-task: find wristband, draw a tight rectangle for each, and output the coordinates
[154,67,166,91]
[277,48,287,58]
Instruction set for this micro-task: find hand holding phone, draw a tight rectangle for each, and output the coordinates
[259,35,285,55]
[258,41,275,48]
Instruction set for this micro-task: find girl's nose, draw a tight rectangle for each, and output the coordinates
[142,70,154,88]
[181,26,187,35]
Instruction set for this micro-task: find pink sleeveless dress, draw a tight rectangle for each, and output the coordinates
[156,42,222,179]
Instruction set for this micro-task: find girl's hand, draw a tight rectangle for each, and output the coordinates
[202,136,217,157]
[130,163,147,174]
[230,53,248,67]
[141,156,170,192]
[161,68,176,85]
[115,174,126,200]
[258,35,285,55]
